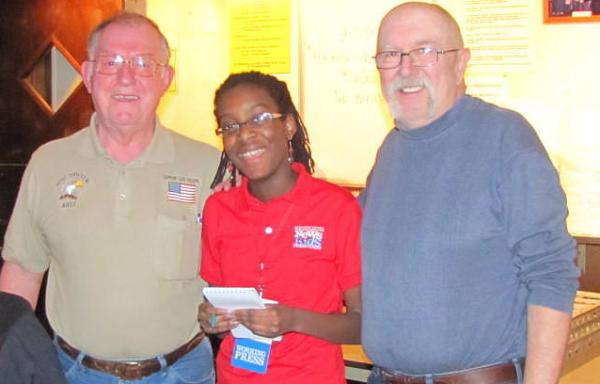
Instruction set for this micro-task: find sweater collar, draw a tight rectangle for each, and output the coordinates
[394,95,470,140]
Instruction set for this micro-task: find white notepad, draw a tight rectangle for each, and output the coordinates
[203,287,264,310]
[202,287,282,342]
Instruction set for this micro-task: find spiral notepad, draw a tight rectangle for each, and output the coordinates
[202,287,282,341]
[202,287,265,310]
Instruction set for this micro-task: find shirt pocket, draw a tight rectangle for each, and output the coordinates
[154,213,201,280]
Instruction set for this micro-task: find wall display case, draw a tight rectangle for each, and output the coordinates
[544,0,600,23]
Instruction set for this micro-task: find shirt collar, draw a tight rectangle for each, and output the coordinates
[239,162,313,210]
[77,113,175,166]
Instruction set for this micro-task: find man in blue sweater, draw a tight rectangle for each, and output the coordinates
[361,3,579,384]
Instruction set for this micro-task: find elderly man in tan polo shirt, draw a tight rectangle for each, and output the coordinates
[0,12,220,384]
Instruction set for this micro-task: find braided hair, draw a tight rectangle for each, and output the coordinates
[210,71,315,188]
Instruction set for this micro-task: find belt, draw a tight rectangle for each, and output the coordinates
[381,361,521,384]
[56,332,205,380]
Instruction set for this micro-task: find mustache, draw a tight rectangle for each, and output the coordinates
[383,75,436,125]
[388,76,432,92]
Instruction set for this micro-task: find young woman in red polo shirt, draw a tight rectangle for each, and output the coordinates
[198,71,362,384]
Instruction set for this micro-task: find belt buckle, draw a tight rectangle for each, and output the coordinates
[115,360,149,381]
[124,361,144,367]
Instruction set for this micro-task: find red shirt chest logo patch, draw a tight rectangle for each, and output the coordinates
[293,226,324,250]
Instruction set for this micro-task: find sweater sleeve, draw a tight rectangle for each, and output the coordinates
[502,147,579,314]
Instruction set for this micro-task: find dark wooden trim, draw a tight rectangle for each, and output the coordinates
[575,236,600,245]
[18,34,83,118]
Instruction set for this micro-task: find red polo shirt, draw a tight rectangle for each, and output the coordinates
[201,163,362,384]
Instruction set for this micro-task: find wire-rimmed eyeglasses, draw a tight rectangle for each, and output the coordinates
[374,47,460,69]
[215,111,285,136]
[88,54,167,77]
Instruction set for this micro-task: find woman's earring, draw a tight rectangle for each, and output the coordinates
[287,140,294,163]
[226,159,236,185]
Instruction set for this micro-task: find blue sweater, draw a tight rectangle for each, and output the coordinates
[360,95,579,375]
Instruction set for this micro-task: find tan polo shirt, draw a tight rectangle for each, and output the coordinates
[2,114,221,359]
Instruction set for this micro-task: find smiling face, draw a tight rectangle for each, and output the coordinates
[216,83,297,197]
[81,20,173,135]
[377,3,470,129]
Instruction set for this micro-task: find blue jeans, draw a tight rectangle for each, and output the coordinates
[367,359,524,384]
[55,337,215,384]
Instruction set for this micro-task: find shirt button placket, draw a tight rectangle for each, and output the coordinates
[259,226,274,296]
[115,167,130,219]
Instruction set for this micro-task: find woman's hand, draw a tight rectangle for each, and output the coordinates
[233,304,296,339]
[233,286,361,344]
[198,301,238,334]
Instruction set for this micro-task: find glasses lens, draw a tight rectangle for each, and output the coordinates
[252,112,274,126]
[132,56,156,77]
[219,123,239,136]
[409,48,437,67]
[376,52,401,69]
[96,56,123,74]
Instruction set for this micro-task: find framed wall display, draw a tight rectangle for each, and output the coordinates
[544,0,600,23]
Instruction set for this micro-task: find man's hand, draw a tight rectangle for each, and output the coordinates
[212,168,242,192]
[524,305,571,384]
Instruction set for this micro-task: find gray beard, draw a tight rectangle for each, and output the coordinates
[385,93,436,130]
[384,76,436,129]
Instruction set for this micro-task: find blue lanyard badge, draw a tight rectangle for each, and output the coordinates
[231,338,272,374]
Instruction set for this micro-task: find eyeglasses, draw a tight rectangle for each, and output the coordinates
[216,111,284,136]
[88,54,167,77]
[374,47,460,69]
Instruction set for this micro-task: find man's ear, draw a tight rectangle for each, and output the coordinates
[159,65,175,94]
[455,47,471,84]
[80,61,93,94]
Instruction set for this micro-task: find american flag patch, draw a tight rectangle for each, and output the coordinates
[167,182,196,203]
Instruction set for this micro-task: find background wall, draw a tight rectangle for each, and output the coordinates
[147,0,600,236]
[146,0,300,149]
